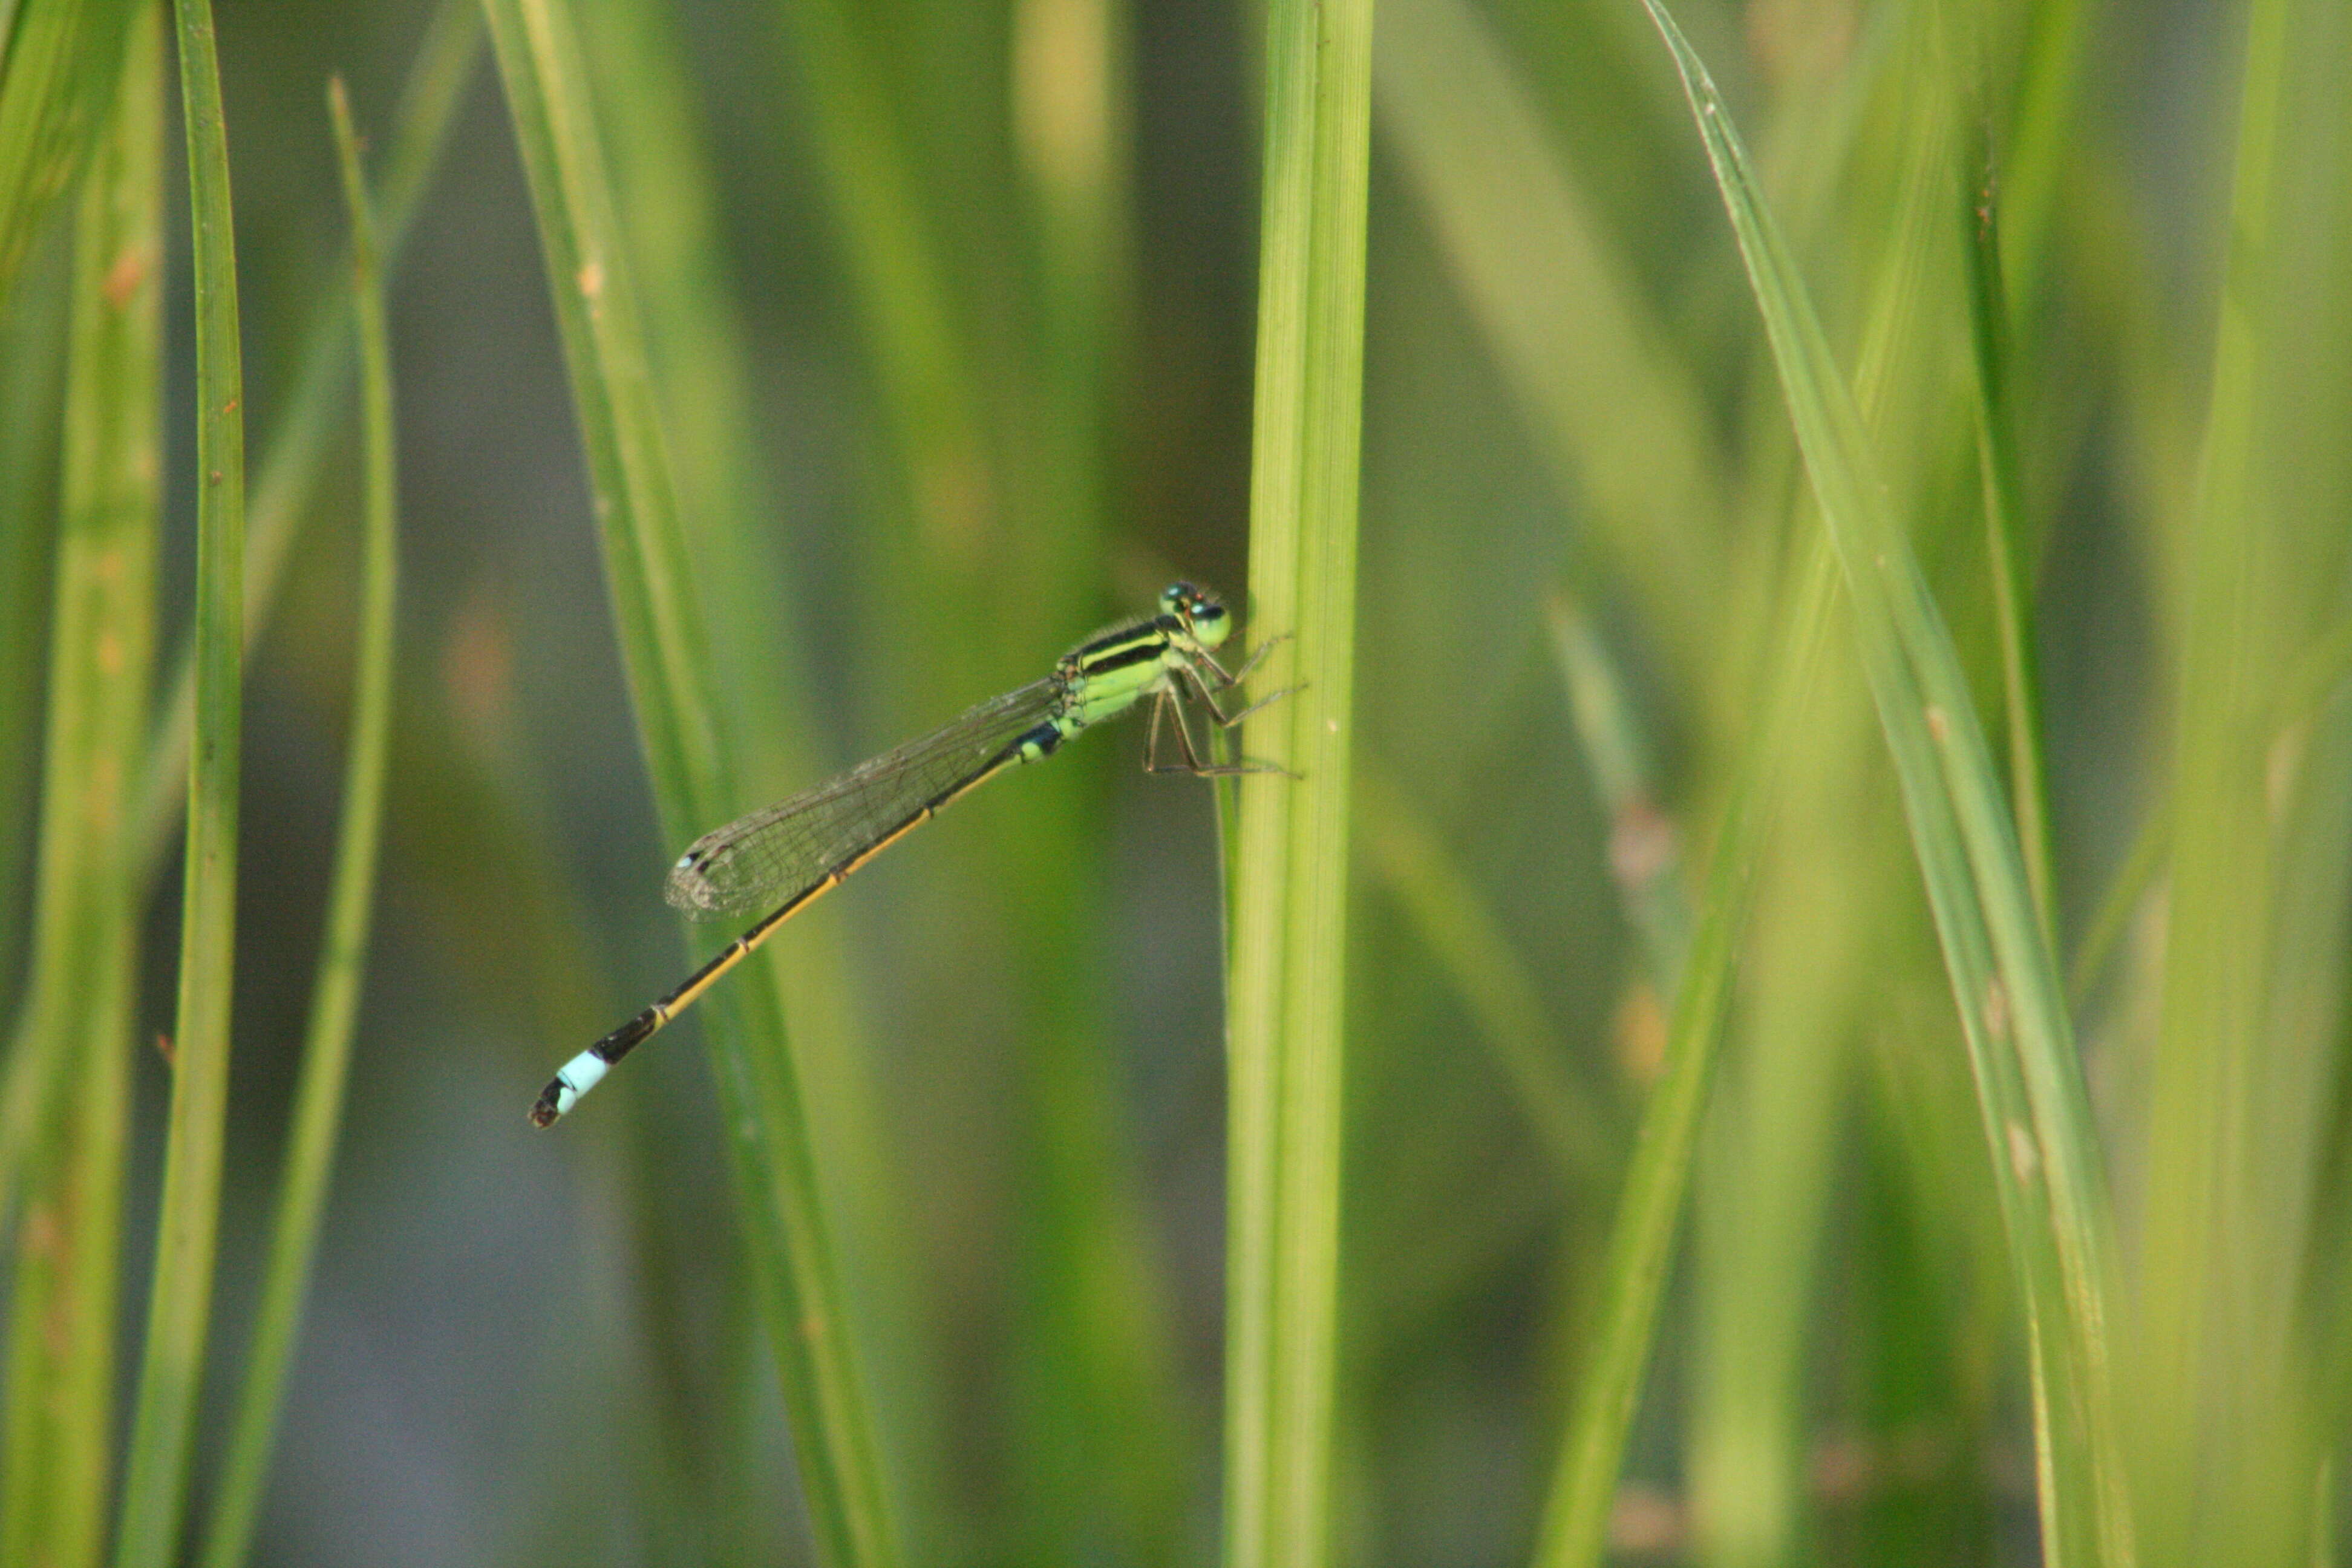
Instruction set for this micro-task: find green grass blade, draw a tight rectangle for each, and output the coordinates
[1222,0,1373,1560]
[0,15,156,1565]
[1682,77,1963,1557]
[2066,808,2163,1011]
[1997,0,2094,304]
[109,0,246,1560]
[2131,0,2352,1554]
[1628,4,2131,1563]
[1532,531,1835,1568]
[0,0,143,303]
[0,220,68,1221]
[478,2,898,1561]
[1374,0,1728,697]
[567,0,923,1547]
[128,0,479,883]
[766,0,990,547]
[195,77,400,1568]
[7,0,468,1245]
[1961,125,2056,949]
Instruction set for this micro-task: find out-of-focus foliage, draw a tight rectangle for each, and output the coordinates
[2,0,2349,1564]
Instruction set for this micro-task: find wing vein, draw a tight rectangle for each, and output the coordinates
[664,677,1066,916]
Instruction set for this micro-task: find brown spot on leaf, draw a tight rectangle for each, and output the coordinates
[103,244,150,308]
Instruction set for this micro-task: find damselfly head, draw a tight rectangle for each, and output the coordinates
[1161,581,1230,647]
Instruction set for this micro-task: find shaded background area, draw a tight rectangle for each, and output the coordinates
[6,0,2346,1563]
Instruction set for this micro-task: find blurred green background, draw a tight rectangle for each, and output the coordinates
[5,0,2351,1563]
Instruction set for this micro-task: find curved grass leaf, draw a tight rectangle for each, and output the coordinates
[1628,4,2131,1563]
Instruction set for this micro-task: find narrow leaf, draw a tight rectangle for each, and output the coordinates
[111,0,246,1560]
[1628,4,2131,1563]
[477,1,898,1561]
[1533,534,1835,1568]
[196,76,401,1568]
[1223,0,1374,1561]
[0,14,157,1565]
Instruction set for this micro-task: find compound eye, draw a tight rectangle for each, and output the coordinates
[1159,583,1186,615]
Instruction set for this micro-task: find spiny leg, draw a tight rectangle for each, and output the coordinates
[1180,662,1303,750]
[1174,659,1281,728]
[1144,688,1177,774]
[1145,687,1211,775]
[1197,629,1292,691]
[1155,678,1295,777]
[1206,679,1298,730]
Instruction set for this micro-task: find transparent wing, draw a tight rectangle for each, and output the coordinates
[664,678,1064,917]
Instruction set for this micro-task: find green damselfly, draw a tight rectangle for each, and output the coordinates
[531,581,1289,1126]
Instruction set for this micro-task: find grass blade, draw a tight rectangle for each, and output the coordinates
[766,0,990,549]
[1222,0,1373,1560]
[566,0,916,1549]
[128,0,478,881]
[1532,533,1835,1568]
[478,1,898,1561]
[0,14,157,1564]
[1961,125,2056,947]
[0,0,143,302]
[1996,0,2094,304]
[0,220,68,1217]
[110,0,246,1559]
[1680,74,1963,1557]
[1374,0,1728,698]
[194,76,400,1568]
[1627,3,2131,1563]
[2131,0,2352,1554]
[1,2,475,1247]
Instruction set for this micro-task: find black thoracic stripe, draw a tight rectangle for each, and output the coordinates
[1077,635,1169,678]
[1072,613,1172,659]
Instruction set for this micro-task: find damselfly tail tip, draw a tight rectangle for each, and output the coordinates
[530,1047,610,1128]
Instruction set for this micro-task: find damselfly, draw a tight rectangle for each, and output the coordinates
[531,581,1289,1125]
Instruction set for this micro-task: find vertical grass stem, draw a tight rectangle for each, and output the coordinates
[111,0,245,1563]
